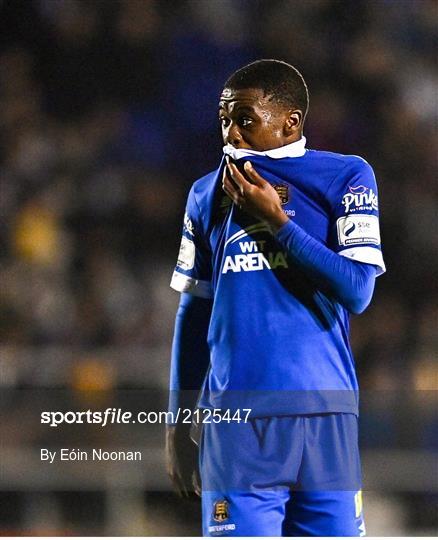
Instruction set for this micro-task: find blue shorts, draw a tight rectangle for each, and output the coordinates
[200,413,365,536]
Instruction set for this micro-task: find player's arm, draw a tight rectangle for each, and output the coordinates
[166,292,212,497]
[272,222,376,314]
[166,184,213,496]
[169,293,212,414]
[223,160,376,314]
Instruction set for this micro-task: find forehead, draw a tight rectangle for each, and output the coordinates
[219,87,273,112]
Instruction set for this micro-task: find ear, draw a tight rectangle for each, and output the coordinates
[284,109,303,135]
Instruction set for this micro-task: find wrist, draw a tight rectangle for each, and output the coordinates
[267,209,289,233]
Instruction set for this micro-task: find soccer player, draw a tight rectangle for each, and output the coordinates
[166,59,385,536]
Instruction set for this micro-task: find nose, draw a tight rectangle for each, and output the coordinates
[225,123,243,147]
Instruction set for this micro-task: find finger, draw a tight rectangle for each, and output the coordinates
[222,174,237,196]
[228,163,251,193]
[223,176,243,204]
[192,470,202,498]
[243,161,266,187]
[170,477,184,498]
[223,186,244,208]
[224,187,244,208]
[168,469,189,498]
[222,166,234,189]
[222,166,240,194]
[225,155,245,189]
[222,167,246,207]
[222,167,227,190]
[174,475,189,498]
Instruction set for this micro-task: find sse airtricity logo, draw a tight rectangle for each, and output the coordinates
[342,185,378,213]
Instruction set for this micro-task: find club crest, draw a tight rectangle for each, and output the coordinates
[274,184,289,205]
[213,500,229,523]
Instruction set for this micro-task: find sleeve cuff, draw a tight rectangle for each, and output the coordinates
[338,247,386,276]
[170,271,213,298]
[275,218,298,243]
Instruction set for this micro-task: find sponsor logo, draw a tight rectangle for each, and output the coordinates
[342,186,378,213]
[274,184,289,205]
[343,220,356,237]
[176,236,195,270]
[213,500,229,523]
[222,223,289,274]
[183,212,195,236]
[225,223,271,248]
[222,249,288,274]
[337,215,380,246]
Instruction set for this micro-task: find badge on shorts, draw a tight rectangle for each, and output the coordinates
[213,499,229,522]
[274,184,289,205]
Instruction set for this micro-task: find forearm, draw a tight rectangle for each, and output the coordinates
[275,219,376,314]
[168,292,212,421]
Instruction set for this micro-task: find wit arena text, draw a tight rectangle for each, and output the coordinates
[40,408,252,427]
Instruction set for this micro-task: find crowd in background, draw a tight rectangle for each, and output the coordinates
[0,0,437,535]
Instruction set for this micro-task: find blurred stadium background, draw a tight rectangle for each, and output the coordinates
[0,0,436,536]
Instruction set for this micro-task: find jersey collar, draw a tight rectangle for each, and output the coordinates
[223,136,306,160]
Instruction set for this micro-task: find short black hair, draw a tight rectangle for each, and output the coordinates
[224,59,309,120]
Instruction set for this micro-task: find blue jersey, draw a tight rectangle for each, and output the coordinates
[170,138,385,417]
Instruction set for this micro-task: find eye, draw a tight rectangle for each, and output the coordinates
[219,116,231,128]
[239,116,253,128]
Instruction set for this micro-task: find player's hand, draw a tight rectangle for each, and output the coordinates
[192,466,202,497]
[222,158,289,232]
[165,424,200,498]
